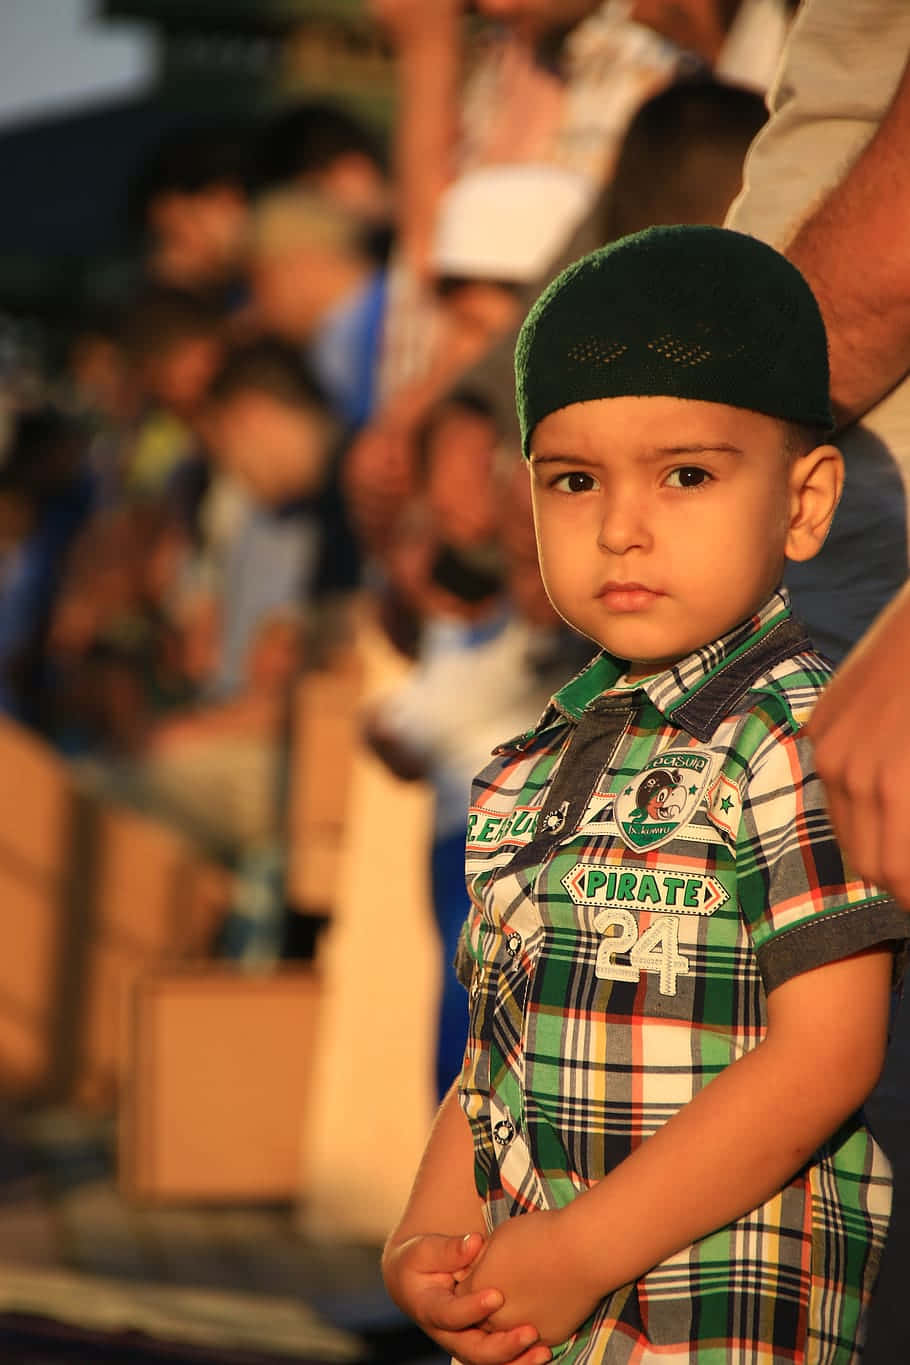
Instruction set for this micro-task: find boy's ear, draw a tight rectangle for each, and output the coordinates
[785,443,844,563]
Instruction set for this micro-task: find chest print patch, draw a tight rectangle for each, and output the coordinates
[613,748,717,851]
[705,771,742,837]
[466,804,538,850]
[562,862,729,915]
[562,861,729,996]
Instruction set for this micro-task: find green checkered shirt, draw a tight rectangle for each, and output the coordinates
[456,590,908,1363]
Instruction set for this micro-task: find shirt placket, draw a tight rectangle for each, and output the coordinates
[481,699,639,1200]
[505,698,638,878]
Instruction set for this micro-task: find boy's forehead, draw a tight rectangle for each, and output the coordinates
[218,386,321,429]
[528,394,783,453]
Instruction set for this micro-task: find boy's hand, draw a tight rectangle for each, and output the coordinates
[384,1231,552,1365]
[456,1211,601,1347]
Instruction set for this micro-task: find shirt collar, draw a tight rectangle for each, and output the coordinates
[550,587,792,727]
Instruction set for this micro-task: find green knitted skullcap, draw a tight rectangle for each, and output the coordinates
[515,224,833,457]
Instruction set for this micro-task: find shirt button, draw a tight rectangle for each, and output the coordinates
[493,1118,515,1146]
[470,967,484,1000]
[506,932,522,958]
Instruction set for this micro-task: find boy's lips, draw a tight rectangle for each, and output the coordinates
[597,582,663,610]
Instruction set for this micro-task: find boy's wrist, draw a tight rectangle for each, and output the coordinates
[554,1193,621,1303]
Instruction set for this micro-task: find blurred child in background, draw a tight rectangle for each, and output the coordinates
[365,390,587,1097]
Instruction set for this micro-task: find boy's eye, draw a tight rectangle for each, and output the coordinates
[552,470,599,493]
[665,466,711,489]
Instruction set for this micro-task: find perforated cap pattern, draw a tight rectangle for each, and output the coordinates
[515,225,833,457]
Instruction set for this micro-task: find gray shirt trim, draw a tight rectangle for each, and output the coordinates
[759,897,909,994]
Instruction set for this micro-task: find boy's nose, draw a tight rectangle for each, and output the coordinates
[596,492,651,554]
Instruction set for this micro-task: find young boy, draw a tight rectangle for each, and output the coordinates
[381,225,910,1364]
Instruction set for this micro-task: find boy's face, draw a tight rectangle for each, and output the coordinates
[147,187,248,287]
[250,239,358,342]
[208,390,331,505]
[443,282,522,362]
[249,247,317,341]
[426,404,500,546]
[143,335,222,418]
[529,395,836,678]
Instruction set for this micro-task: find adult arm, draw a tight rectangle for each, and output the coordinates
[806,579,910,905]
[726,15,910,903]
[785,52,910,428]
[367,0,462,280]
[457,947,893,1344]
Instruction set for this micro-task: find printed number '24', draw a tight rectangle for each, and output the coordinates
[593,910,689,996]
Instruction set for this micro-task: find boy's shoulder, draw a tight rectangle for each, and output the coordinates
[476,630,835,783]
[733,644,834,737]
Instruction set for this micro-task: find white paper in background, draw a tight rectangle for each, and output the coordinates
[0,0,156,131]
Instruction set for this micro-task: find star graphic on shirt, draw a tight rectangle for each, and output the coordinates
[624,786,633,796]
[688,784,698,795]
[720,795,734,814]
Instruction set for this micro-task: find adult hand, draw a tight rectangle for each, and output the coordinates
[806,580,910,907]
[383,1231,552,1365]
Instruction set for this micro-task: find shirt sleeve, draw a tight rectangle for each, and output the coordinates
[725,0,910,248]
[735,728,909,993]
[454,923,475,991]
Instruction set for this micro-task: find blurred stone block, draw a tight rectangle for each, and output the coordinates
[286,655,363,917]
[118,965,321,1203]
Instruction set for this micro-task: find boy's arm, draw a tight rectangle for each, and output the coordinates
[458,946,893,1344]
[383,1084,552,1365]
[385,1083,486,1243]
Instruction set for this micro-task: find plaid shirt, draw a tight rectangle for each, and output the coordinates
[456,590,908,1363]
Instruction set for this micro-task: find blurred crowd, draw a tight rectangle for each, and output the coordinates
[0,0,794,1088]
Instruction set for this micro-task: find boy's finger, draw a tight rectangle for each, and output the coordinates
[402,1230,486,1274]
[435,1325,550,1365]
[453,1232,486,1276]
[476,1333,552,1365]
[435,1231,487,1270]
[457,1231,486,1262]
[509,1347,553,1365]
[425,1284,504,1331]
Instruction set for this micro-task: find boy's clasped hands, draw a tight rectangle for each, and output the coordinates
[385,1209,603,1364]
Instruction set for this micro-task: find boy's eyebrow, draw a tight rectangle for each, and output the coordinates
[530,452,599,466]
[651,442,744,457]
[530,443,745,465]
